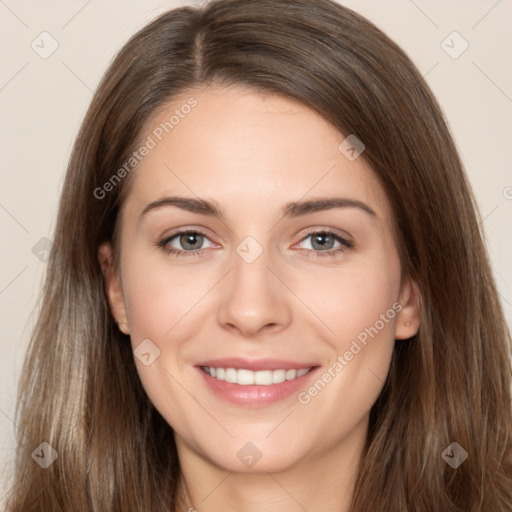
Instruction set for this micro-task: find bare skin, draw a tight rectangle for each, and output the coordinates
[99,84,420,512]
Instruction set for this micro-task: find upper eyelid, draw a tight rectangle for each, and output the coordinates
[295,227,353,243]
[159,226,217,242]
[160,229,217,250]
[294,231,354,252]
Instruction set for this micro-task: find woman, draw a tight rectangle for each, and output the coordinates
[6,0,512,510]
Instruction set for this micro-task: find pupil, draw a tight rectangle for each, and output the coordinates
[183,233,201,250]
[314,233,333,250]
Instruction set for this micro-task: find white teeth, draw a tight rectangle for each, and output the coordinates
[254,370,272,385]
[203,366,312,385]
[285,369,297,380]
[225,368,237,383]
[237,369,255,385]
[272,369,286,384]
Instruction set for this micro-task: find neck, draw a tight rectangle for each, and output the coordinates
[174,416,367,512]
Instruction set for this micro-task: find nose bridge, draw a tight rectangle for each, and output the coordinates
[216,234,291,335]
[233,237,272,294]
[231,236,278,310]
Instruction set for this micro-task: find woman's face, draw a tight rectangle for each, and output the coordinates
[101,84,420,473]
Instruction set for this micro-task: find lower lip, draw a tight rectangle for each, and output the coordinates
[197,367,319,407]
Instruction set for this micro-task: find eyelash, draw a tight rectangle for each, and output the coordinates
[156,229,354,259]
[297,230,355,258]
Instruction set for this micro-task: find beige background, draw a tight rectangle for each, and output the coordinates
[1,0,511,501]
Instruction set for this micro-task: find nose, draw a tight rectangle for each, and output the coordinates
[216,243,292,337]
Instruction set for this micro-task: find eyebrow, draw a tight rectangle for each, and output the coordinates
[141,196,221,218]
[140,196,377,220]
[283,197,376,217]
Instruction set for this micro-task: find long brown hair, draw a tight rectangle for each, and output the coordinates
[6,0,512,510]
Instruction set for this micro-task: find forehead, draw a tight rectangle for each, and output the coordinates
[122,84,392,222]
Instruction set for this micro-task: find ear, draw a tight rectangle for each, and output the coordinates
[394,275,421,340]
[98,242,130,335]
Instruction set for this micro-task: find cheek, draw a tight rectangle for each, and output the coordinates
[312,253,402,413]
[119,251,213,427]
[319,258,401,348]
[122,250,211,341]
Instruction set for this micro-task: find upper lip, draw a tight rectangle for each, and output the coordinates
[196,358,317,371]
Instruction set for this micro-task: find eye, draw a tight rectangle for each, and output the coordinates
[157,230,215,257]
[156,229,353,258]
[295,230,353,257]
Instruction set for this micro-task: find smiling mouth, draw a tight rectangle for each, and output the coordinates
[200,366,313,385]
